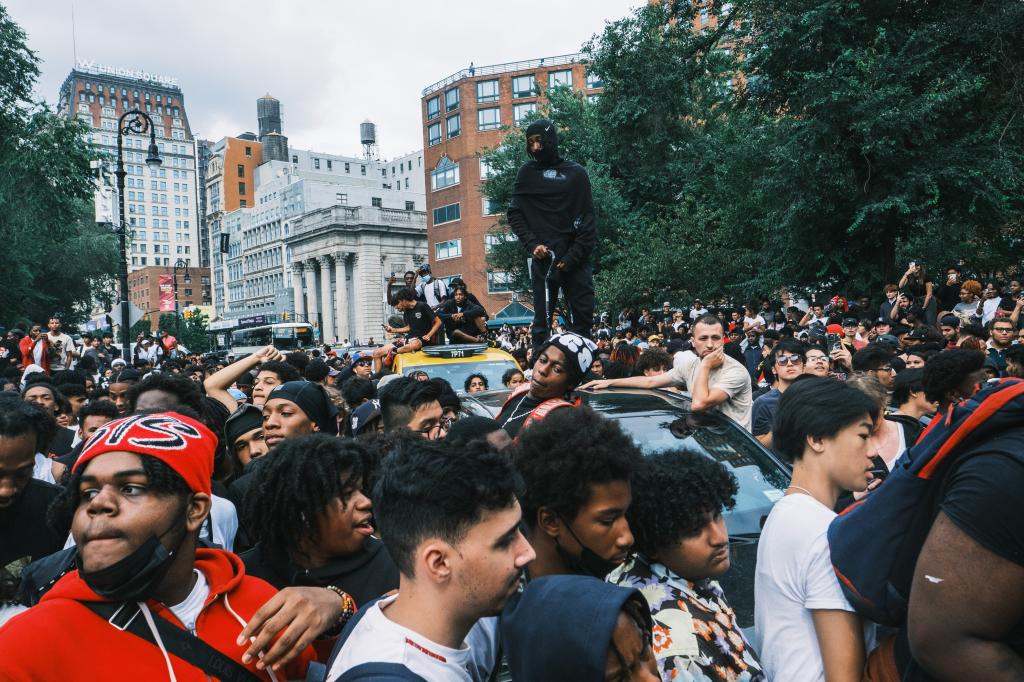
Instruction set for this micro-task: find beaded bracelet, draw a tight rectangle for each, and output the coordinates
[324,585,357,626]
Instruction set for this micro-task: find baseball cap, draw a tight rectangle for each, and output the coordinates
[906,328,929,341]
[662,301,671,307]
[876,334,901,346]
[940,314,960,327]
[842,317,859,326]
[351,351,372,365]
[875,317,891,325]
[417,263,431,274]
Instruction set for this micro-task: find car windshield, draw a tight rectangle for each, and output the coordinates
[403,360,518,394]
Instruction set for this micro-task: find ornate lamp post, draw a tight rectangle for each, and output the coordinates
[114,110,162,359]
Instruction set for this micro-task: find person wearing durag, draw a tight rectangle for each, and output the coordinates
[508,119,597,352]
[496,332,598,438]
[0,411,316,681]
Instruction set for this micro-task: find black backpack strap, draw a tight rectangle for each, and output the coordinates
[83,601,262,682]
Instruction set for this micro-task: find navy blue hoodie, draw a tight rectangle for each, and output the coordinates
[501,575,652,681]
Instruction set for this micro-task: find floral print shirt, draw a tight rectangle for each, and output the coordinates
[609,554,765,682]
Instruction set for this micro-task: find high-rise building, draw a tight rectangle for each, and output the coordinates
[419,54,603,316]
[58,61,204,274]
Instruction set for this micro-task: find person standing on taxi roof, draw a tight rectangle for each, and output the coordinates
[508,119,596,353]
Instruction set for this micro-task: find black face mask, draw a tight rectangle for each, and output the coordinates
[525,119,560,167]
[77,512,187,602]
[555,516,625,579]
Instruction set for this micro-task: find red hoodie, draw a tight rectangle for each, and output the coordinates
[0,549,315,681]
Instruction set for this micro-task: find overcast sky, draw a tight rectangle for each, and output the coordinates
[8,0,638,160]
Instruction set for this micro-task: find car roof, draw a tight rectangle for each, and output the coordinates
[395,345,520,368]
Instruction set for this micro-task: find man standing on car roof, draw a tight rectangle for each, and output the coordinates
[508,119,596,354]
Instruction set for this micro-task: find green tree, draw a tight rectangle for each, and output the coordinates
[0,5,116,326]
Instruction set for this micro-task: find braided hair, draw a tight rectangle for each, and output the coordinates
[244,434,365,560]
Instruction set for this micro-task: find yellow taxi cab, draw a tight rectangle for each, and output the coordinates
[392,343,522,393]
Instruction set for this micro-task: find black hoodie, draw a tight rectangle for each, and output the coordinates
[507,120,596,271]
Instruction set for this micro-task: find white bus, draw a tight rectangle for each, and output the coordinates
[229,323,316,359]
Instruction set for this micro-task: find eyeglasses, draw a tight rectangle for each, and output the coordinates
[413,416,454,437]
[776,355,804,366]
[806,355,828,363]
[876,365,896,374]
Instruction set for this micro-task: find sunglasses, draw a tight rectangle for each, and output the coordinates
[776,355,804,366]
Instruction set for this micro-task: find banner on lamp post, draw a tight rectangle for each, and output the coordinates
[158,275,174,312]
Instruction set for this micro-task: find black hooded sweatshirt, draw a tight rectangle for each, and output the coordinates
[507,120,596,271]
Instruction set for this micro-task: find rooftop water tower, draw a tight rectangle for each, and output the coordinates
[360,120,379,160]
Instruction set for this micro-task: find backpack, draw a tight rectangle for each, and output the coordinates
[828,378,1024,628]
[496,383,578,436]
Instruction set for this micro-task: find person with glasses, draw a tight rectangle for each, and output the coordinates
[803,348,831,378]
[986,318,1016,375]
[753,339,807,448]
[378,376,447,440]
[851,345,897,389]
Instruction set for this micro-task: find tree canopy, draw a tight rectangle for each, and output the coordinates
[482,0,1024,310]
[0,5,116,327]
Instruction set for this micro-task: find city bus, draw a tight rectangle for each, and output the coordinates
[229,322,315,359]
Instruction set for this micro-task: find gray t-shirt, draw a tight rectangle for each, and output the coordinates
[669,350,753,430]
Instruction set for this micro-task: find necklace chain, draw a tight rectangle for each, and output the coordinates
[786,485,815,497]
[504,393,533,424]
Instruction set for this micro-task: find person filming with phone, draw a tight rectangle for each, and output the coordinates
[507,119,596,354]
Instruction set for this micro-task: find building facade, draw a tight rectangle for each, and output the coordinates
[419,54,603,314]
[286,205,427,344]
[58,62,204,274]
[128,265,211,331]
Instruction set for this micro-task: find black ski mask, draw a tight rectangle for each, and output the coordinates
[76,505,189,602]
[525,119,561,167]
[554,515,625,579]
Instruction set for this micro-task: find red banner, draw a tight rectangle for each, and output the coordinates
[158,275,174,312]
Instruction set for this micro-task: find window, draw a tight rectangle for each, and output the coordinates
[405,201,415,210]
[700,7,709,25]
[345,162,350,173]
[381,169,387,178]
[426,96,440,120]
[435,239,462,260]
[485,232,512,250]
[446,114,461,139]
[479,158,495,179]
[482,197,500,216]
[360,165,366,175]
[513,102,536,125]
[586,72,604,89]
[476,79,499,103]
[292,155,298,164]
[512,74,536,99]
[238,182,246,195]
[433,203,461,225]
[549,70,573,89]
[427,122,442,146]
[327,159,332,170]
[314,158,320,169]
[487,271,514,293]
[478,107,501,131]
[445,87,460,112]
[338,193,348,204]
[431,155,460,190]
[245,146,252,158]
[371,197,382,208]
[237,164,244,178]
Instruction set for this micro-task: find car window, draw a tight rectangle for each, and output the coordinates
[602,408,789,536]
[402,360,518,394]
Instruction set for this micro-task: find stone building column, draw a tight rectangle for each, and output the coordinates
[304,260,319,332]
[292,263,306,322]
[335,253,350,343]
[318,255,335,344]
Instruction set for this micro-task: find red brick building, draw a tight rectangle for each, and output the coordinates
[420,54,603,315]
[128,265,211,331]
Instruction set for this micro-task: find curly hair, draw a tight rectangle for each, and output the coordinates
[244,434,365,560]
[609,342,639,370]
[628,451,737,557]
[464,373,488,392]
[259,361,302,384]
[512,406,642,528]
[922,349,986,403]
[126,372,208,418]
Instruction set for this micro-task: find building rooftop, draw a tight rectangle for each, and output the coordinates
[422,53,586,97]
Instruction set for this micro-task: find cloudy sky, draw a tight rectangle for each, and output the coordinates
[9,0,638,160]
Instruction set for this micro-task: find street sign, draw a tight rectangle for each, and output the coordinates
[106,302,144,330]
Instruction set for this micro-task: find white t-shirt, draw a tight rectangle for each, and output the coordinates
[327,594,498,682]
[669,351,753,430]
[168,569,210,633]
[689,306,709,320]
[754,494,874,682]
[744,315,766,330]
[46,332,75,368]
[33,452,56,485]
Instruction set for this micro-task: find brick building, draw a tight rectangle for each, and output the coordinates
[128,265,212,331]
[419,54,603,315]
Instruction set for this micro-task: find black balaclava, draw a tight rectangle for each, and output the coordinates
[525,119,561,167]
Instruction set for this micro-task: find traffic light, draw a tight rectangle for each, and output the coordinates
[282,311,289,321]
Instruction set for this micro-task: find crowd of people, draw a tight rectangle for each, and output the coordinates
[1,120,1022,681]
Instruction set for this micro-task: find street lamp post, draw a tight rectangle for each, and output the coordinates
[114,110,162,361]
[173,258,188,335]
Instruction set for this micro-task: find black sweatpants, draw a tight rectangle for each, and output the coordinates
[530,258,594,350]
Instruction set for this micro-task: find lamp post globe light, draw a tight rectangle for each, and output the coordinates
[114,109,161,360]
[173,257,188,334]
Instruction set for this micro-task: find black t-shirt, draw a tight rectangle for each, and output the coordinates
[404,302,437,342]
[941,445,1024,568]
[497,393,545,438]
[1,479,64,601]
[903,275,932,301]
